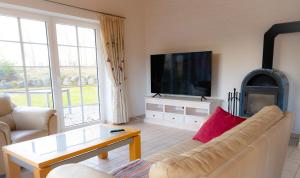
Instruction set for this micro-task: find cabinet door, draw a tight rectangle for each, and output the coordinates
[185,116,206,129]
[164,113,185,123]
[146,111,163,120]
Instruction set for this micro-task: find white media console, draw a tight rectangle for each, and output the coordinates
[144,96,222,131]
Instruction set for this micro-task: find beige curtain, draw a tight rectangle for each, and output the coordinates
[100,15,128,124]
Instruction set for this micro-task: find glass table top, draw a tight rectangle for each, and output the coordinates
[3,124,140,165]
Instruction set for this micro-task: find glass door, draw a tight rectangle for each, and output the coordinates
[0,15,53,108]
[55,23,100,128]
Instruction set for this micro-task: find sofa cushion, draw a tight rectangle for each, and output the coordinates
[0,114,16,130]
[146,140,202,163]
[193,107,245,143]
[12,107,56,130]
[0,95,13,117]
[11,130,48,143]
[149,106,284,178]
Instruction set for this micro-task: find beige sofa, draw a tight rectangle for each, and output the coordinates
[47,106,292,178]
[0,95,57,174]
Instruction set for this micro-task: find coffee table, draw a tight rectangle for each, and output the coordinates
[2,124,141,178]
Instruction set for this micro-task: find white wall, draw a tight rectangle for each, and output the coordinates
[0,0,147,119]
[144,0,300,133]
[274,33,300,133]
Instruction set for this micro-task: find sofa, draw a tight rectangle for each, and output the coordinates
[47,106,292,178]
[0,94,57,174]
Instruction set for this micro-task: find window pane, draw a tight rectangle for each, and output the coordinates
[64,106,83,127]
[0,66,26,106]
[0,66,25,90]
[58,46,78,66]
[81,68,98,105]
[5,91,27,106]
[82,85,98,105]
[26,67,52,107]
[56,24,77,46]
[60,67,81,105]
[20,19,47,44]
[78,27,96,47]
[0,42,23,66]
[60,67,83,127]
[0,16,19,41]
[24,44,49,66]
[26,67,51,88]
[84,105,100,122]
[79,48,97,66]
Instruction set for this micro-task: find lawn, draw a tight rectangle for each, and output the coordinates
[0,86,98,107]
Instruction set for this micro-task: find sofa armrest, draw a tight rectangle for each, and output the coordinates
[12,107,56,131]
[47,164,113,178]
[48,114,58,135]
[0,122,11,145]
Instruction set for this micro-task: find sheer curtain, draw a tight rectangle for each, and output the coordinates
[99,15,128,124]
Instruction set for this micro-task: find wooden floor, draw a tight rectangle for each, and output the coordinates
[15,120,300,178]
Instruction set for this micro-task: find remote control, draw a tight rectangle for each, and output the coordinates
[110,129,125,133]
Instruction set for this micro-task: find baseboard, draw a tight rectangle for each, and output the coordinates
[129,115,145,122]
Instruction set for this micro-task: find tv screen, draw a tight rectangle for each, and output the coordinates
[151,51,212,96]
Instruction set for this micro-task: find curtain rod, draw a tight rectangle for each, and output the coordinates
[44,0,126,19]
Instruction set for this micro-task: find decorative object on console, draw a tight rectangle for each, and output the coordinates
[240,21,300,117]
[227,88,240,116]
[193,107,245,143]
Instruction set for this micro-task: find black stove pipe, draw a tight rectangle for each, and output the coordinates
[262,21,300,69]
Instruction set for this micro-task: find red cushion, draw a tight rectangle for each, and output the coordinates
[193,107,246,143]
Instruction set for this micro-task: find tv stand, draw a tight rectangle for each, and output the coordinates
[152,93,162,98]
[144,96,222,131]
[200,96,207,101]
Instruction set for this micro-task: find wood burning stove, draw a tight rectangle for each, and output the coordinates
[240,21,300,117]
[240,69,288,117]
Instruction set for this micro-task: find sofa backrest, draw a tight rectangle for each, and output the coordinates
[0,95,13,117]
[149,106,292,178]
[0,95,16,130]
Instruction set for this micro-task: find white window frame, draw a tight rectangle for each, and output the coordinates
[0,6,105,132]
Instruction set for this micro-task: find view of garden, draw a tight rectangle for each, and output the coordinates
[0,59,98,107]
[0,16,100,127]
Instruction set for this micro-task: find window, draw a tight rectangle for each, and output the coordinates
[56,24,100,127]
[0,15,53,108]
[0,11,101,130]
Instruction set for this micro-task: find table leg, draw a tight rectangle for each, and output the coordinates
[3,153,21,178]
[129,135,141,161]
[33,167,51,178]
[98,152,108,159]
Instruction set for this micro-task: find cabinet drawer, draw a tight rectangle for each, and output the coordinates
[164,113,184,123]
[185,116,206,127]
[146,111,163,120]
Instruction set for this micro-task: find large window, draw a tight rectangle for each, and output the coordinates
[0,16,53,107]
[0,12,101,130]
[56,24,100,127]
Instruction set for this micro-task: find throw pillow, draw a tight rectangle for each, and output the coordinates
[193,107,246,143]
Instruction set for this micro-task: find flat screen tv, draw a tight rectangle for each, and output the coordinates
[151,51,212,97]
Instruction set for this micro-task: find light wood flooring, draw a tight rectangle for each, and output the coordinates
[15,120,300,178]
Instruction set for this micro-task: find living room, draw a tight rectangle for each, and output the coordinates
[0,0,299,178]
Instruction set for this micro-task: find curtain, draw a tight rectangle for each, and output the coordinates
[100,15,128,124]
